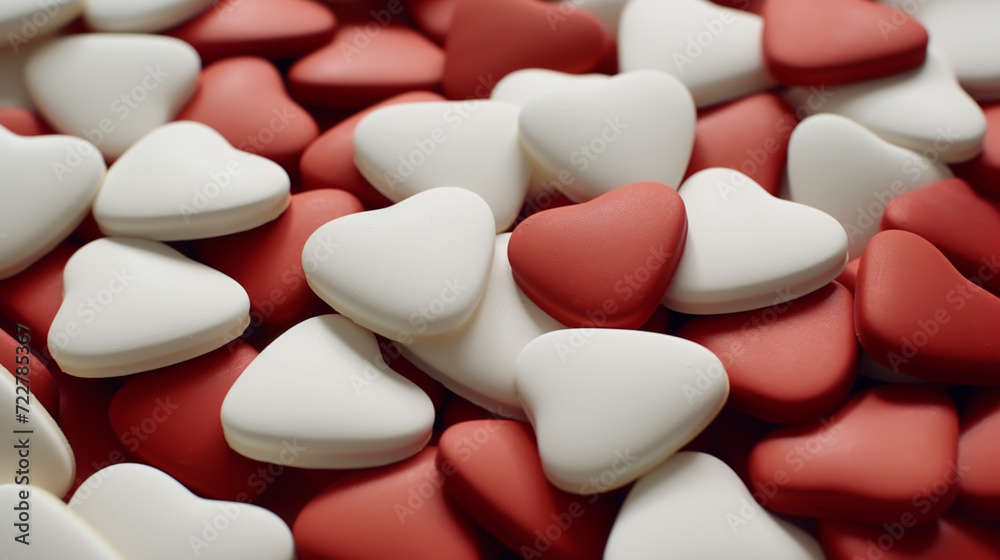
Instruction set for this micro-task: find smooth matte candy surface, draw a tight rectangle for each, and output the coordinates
[84,0,213,32]
[619,0,776,107]
[48,237,250,378]
[293,447,481,560]
[94,121,291,241]
[881,178,1000,294]
[762,0,928,87]
[516,329,728,493]
[438,420,618,560]
[820,515,1000,560]
[678,282,857,424]
[665,168,847,315]
[787,49,986,163]
[69,463,295,560]
[0,484,124,560]
[605,452,824,560]
[517,71,696,203]
[957,389,1000,521]
[442,0,607,99]
[0,0,83,46]
[490,68,609,108]
[176,56,319,170]
[856,230,1000,383]
[401,234,562,419]
[748,385,959,524]
[0,329,59,415]
[354,100,528,231]
[221,315,435,468]
[788,114,952,259]
[508,182,686,329]
[1,366,75,498]
[0,125,105,279]
[303,187,495,343]
[25,34,201,159]
[953,102,1000,195]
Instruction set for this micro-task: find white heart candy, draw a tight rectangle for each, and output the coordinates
[619,0,776,107]
[517,70,695,203]
[0,1,83,48]
[25,33,200,160]
[84,0,214,33]
[664,168,848,315]
[787,114,952,259]
[1,366,75,498]
[515,329,728,494]
[490,68,609,108]
[68,463,294,560]
[94,121,291,241]
[557,0,629,38]
[881,0,1000,101]
[786,49,986,163]
[354,100,529,232]
[604,452,824,560]
[48,237,250,378]
[400,233,562,420]
[222,314,434,468]
[303,187,495,344]
[0,125,105,279]
[1,484,124,559]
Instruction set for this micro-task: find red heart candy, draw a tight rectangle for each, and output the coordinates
[442,0,608,99]
[192,189,364,329]
[508,182,686,329]
[164,0,336,62]
[881,178,1000,294]
[408,0,458,43]
[438,420,618,560]
[762,0,928,86]
[299,90,446,209]
[0,107,53,136]
[748,385,960,525]
[109,343,272,502]
[678,282,856,424]
[0,328,59,418]
[819,514,1000,560]
[293,446,482,560]
[685,92,797,196]
[289,24,445,108]
[710,0,765,15]
[957,388,1000,521]
[856,230,1000,384]
[836,257,860,295]
[0,241,77,340]
[953,102,1000,196]
[176,56,319,170]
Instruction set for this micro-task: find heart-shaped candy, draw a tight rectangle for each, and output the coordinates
[83,0,213,32]
[619,0,776,107]
[0,125,104,279]
[94,121,290,241]
[856,230,1000,383]
[605,452,824,559]
[221,314,435,468]
[303,187,495,343]
[69,463,295,560]
[25,33,201,160]
[957,388,1000,521]
[664,168,847,315]
[516,329,728,493]
[0,328,59,415]
[490,68,609,108]
[0,241,76,340]
[820,514,1000,560]
[354,100,528,231]
[508,182,687,328]
[0,107,52,136]
[788,114,952,259]
[518,71,696,203]
[953,102,1000,195]
[1,1,83,47]
[48,237,250,377]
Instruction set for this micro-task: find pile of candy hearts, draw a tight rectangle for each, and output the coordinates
[1,0,1000,558]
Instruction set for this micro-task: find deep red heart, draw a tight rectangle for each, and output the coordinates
[508,182,686,329]
[685,92,797,196]
[678,281,856,424]
[953,102,1000,195]
[176,56,319,171]
[0,107,53,136]
[762,0,928,86]
[881,178,1000,294]
[442,0,608,99]
[438,420,618,560]
[957,388,1000,522]
[0,241,77,342]
[748,385,959,525]
[0,328,59,418]
[192,189,364,329]
[856,230,1000,384]
[408,0,459,43]
[164,0,336,62]
[836,257,860,295]
[289,24,445,108]
[819,514,1000,560]
[293,446,482,560]
[299,90,446,209]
